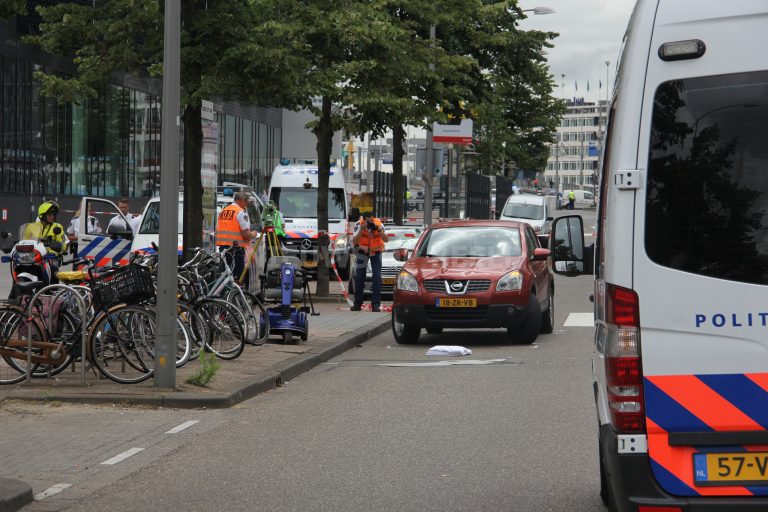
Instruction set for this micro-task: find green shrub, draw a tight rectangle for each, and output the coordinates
[186,350,221,387]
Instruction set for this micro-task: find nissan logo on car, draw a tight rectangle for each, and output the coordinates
[450,281,463,291]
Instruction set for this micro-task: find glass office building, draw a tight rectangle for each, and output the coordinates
[0,15,281,201]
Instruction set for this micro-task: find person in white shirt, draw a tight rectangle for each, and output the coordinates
[107,197,141,234]
[66,207,101,256]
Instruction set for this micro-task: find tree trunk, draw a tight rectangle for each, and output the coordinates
[314,96,333,297]
[182,103,203,261]
[392,124,405,225]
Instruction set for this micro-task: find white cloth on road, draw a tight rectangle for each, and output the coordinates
[426,345,472,357]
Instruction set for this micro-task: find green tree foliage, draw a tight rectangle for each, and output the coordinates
[0,0,27,19]
[24,0,261,256]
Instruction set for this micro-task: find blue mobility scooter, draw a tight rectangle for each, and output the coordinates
[263,256,315,344]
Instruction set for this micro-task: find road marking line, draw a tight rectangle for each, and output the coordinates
[165,420,199,434]
[34,483,72,501]
[564,312,594,327]
[100,447,145,465]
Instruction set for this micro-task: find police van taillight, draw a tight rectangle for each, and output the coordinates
[598,282,645,433]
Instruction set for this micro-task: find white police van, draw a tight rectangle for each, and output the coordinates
[268,163,351,279]
[551,1,768,510]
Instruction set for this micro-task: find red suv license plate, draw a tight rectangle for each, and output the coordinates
[693,452,768,486]
[436,298,477,308]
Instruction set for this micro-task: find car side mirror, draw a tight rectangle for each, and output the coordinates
[110,229,133,240]
[532,248,550,261]
[546,216,554,221]
[393,248,409,262]
[550,215,593,275]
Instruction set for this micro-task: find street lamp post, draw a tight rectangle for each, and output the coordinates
[522,7,555,15]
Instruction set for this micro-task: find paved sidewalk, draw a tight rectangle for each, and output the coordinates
[0,301,390,409]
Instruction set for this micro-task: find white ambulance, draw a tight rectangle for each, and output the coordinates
[552,1,768,510]
[268,163,352,278]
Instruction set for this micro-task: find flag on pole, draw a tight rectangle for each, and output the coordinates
[599,79,602,90]
[575,81,578,91]
[587,81,590,92]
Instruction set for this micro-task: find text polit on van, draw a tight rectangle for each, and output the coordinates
[695,313,768,328]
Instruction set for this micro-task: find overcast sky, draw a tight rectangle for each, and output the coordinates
[520,0,637,101]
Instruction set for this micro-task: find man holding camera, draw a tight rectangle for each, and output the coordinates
[351,211,389,312]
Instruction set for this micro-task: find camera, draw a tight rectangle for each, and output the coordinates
[366,220,377,231]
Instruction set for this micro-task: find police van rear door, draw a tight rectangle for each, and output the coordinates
[634,1,768,496]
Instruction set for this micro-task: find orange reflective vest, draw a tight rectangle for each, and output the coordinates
[216,203,247,246]
[357,217,385,254]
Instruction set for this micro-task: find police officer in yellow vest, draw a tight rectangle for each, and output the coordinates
[24,201,67,282]
[567,190,576,210]
[216,192,257,279]
[351,211,389,312]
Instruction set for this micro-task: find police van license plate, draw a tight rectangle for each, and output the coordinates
[436,298,477,308]
[693,452,768,486]
[303,260,318,268]
[382,278,395,285]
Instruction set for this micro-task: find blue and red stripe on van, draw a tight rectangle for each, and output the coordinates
[645,373,768,496]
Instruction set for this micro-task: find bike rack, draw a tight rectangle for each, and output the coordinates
[25,284,89,385]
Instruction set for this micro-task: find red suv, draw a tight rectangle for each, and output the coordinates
[391,220,553,344]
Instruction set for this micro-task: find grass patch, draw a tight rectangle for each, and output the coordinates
[185,351,221,387]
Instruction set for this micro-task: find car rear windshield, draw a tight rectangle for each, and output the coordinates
[417,226,522,258]
[139,201,183,234]
[646,71,768,284]
[270,187,346,219]
[502,203,543,220]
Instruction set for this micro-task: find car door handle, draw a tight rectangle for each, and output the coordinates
[81,237,94,242]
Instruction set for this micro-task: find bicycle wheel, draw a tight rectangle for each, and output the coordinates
[89,305,156,384]
[178,300,209,361]
[194,298,245,360]
[7,309,79,378]
[226,287,270,346]
[0,307,43,384]
[241,289,270,346]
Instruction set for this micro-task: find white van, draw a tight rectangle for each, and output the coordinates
[560,189,595,209]
[498,194,555,234]
[132,185,264,254]
[551,1,768,509]
[268,164,351,278]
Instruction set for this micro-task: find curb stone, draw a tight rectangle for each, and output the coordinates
[0,477,32,512]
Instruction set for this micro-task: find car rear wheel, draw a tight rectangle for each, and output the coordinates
[540,286,555,334]
[507,293,541,344]
[392,312,420,344]
[426,327,443,334]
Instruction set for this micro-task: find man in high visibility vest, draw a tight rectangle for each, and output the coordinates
[567,190,576,210]
[216,191,257,279]
[351,211,389,312]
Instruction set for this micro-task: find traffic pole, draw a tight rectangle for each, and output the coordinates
[155,0,180,388]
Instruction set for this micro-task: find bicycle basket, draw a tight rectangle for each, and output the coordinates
[91,264,154,311]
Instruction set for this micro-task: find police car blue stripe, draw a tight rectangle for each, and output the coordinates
[93,239,122,263]
[697,374,768,429]
[650,459,699,496]
[644,378,714,433]
[78,237,103,257]
[112,244,131,264]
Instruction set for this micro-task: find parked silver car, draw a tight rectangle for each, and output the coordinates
[348,226,422,298]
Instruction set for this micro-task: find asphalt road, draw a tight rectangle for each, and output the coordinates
[65,270,602,512]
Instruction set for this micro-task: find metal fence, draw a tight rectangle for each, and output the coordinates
[373,170,407,219]
[494,176,516,219]
[464,172,491,219]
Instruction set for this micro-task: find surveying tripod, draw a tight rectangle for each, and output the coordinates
[238,207,283,285]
